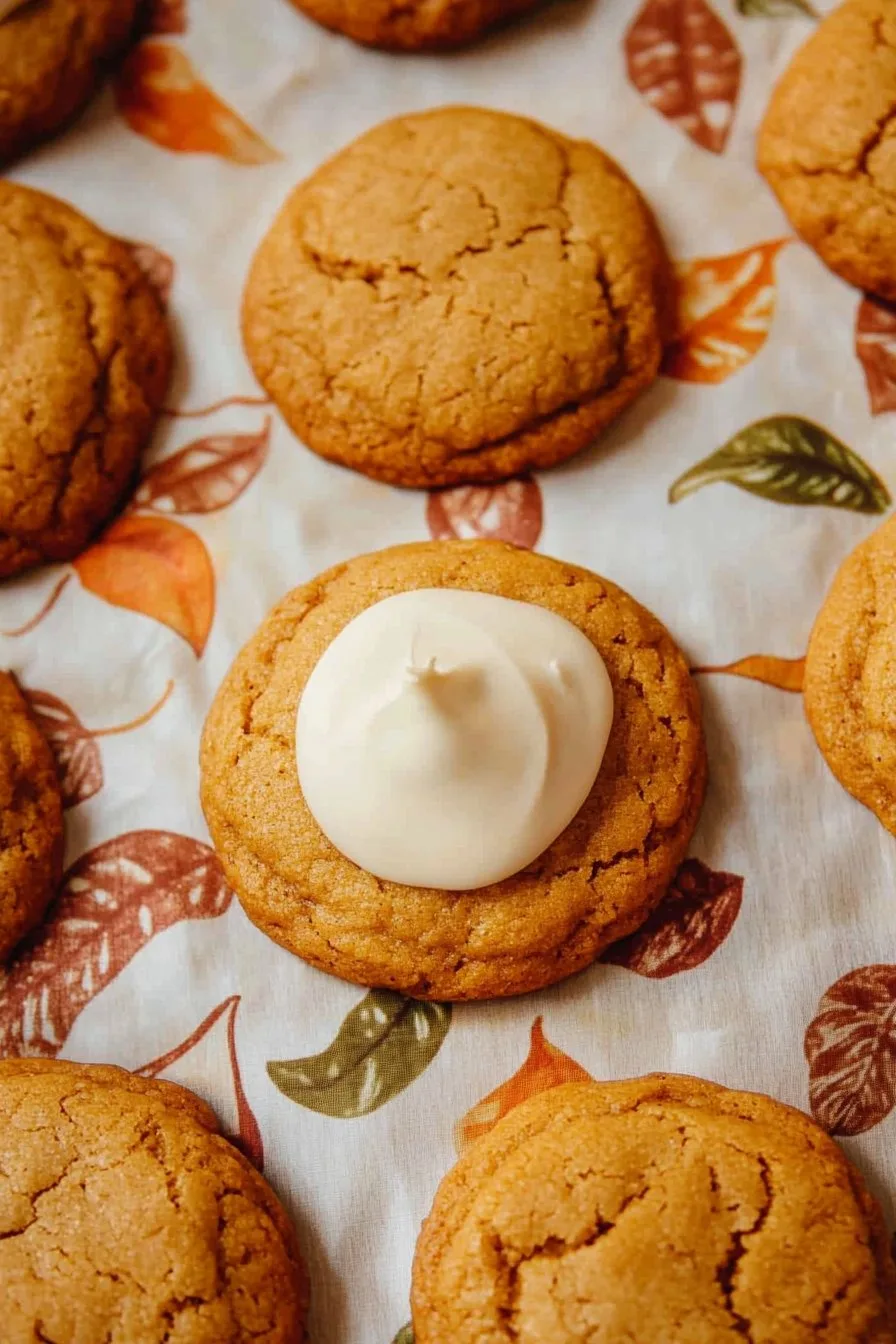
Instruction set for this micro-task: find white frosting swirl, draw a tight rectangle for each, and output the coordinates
[296,588,613,890]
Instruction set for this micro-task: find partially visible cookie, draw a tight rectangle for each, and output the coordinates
[286,0,543,49]
[200,539,706,1001]
[0,670,63,961]
[805,514,896,832]
[757,0,896,300]
[0,0,138,163]
[0,182,172,579]
[242,106,669,488]
[412,1075,896,1342]
[0,1057,309,1342]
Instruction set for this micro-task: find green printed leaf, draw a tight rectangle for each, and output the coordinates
[392,1327,414,1344]
[266,990,451,1118]
[668,417,890,513]
[736,0,816,15]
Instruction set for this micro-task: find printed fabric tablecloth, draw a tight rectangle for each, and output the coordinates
[3,0,895,1339]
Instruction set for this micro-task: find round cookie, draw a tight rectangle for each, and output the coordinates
[0,1057,309,1343]
[0,182,172,579]
[757,0,896,301]
[411,1075,896,1342]
[0,670,63,962]
[242,106,669,488]
[804,514,896,833]
[0,0,138,164]
[200,539,706,1001]
[286,0,543,50]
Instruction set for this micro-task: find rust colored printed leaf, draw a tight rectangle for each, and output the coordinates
[138,995,263,1170]
[145,0,187,32]
[663,241,788,384]
[856,295,896,416]
[22,689,103,808]
[74,515,215,656]
[121,239,175,307]
[135,419,271,515]
[116,41,280,164]
[625,0,742,154]
[692,653,805,691]
[603,858,744,978]
[426,478,543,549]
[453,1017,592,1154]
[0,831,233,1057]
[805,964,896,1137]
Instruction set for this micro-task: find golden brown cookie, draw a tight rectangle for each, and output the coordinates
[286,0,543,49]
[412,1075,896,1342]
[0,181,172,579]
[0,0,138,163]
[200,540,706,1000]
[757,0,896,301]
[0,1057,309,1342]
[0,670,63,962]
[804,514,896,833]
[242,107,669,488]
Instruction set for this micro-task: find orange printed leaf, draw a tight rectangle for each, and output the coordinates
[121,238,175,307]
[603,859,744,978]
[135,419,271,514]
[74,515,215,656]
[453,1017,591,1154]
[145,0,187,32]
[139,995,263,1170]
[805,965,896,1136]
[856,296,896,416]
[663,241,788,384]
[692,653,805,691]
[426,477,543,550]
[625,0,742,154]
[116,41,279,165]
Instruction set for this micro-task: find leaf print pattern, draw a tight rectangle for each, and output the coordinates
[855,296,896,416]
[453,1017,591,1154]
[116,42,280,164]
[603,859,744,978]
[663,241,787,384]
[691,653,805,691]
[668,417,891,512]
[120,239,175,307]
[0,832,233,1057]
[735,0,816,14]
[805,965,896,1137]
[391,1327,414,1344]
[145,0,187,32]
[625,0,742,154]
[426,478,543,549]
[135,420,271,514]
[267,990,451,1118]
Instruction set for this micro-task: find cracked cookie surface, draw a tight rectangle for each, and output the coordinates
[0,671,63,962]
[242,107,669,488]
[285,0,544,50]
[0,0,138,163]
[0,1058,309,1344]
[758,0,896,300]
[0,181,172,579]
[805,514,896,834]
[199,540,706,1000]
[411,1075,896,1343]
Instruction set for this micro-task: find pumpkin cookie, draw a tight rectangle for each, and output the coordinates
[805,514,896,832]
[0,1058,309,1343]
[0,671,63,962]
[200,540,706,1000]
[412,1075,896,1342]
[758,0,896,301]
[242,106,669,488]
[286,0,543,49]
[0,0,138,163]
[0,182,172,579]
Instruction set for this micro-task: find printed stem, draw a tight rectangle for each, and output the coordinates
[137,995,238,1077]
[90,679,175,737]
[160,393,271,419]
[691,654,806,692]
[1,573,72,637]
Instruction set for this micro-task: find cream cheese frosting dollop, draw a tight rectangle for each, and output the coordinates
[296,588,613,890]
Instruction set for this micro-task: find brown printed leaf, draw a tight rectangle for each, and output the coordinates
[856,296,896,416]
[138,995,264,1170]
[121,239,175,307]
[74,515,215,656]
[22,689,103,808]
[116,42,280,165]
[663,241,787,384]
[145,0,187,33]
[625,0,742,154]
[805,964,896,1137]
[692,653,805,692]
[426,478,543,549]
[453,1017,592,1154]
[0,831,233,1057]
[134,419,271,515]
[603,858,744,978]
